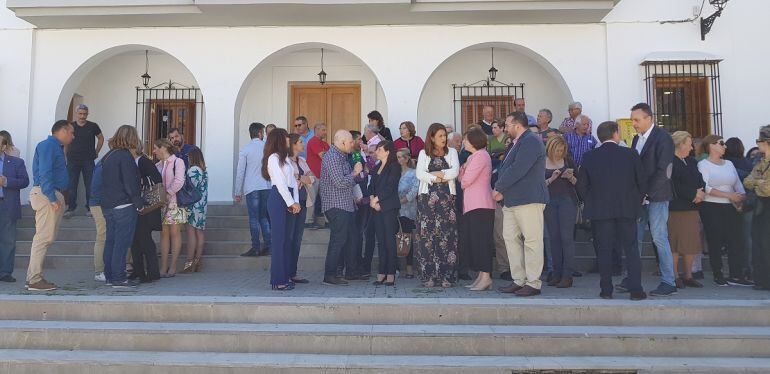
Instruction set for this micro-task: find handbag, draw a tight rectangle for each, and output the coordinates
[396,219,413,258]
[139,176,166,215]
[172,159,202,208]
[743,162,770,215]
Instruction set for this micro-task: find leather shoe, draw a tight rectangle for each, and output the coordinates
[497,282,523,294]
[240,248,259,257]
[0,275,16,283]
[599,292,613,299]
[630,291,647,301]
[514,285,541,297]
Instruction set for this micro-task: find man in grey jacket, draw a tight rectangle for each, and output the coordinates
[494,112,549,297]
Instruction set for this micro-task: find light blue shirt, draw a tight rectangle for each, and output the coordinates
[299,129,315,159]
[0,153,5,199]
[234,138,271,196]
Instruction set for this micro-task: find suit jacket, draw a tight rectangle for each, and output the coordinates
[494,130,549,207]
[369,161,401,213]
[0,155,30,220]
[577,142,646,220]
[632,126,673,202]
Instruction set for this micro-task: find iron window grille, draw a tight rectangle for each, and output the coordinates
[642,60,723,138]
[453,80,525,132]
[135,81,204,155]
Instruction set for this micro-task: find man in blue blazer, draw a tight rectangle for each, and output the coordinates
[0,134,30,282]
[577,121,647,300]
[628,102,677,297]
[493,112,549,297]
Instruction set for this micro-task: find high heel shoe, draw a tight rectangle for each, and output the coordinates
[272,283,295,291]
[384,276,395,286]
[470,282,493,291]
[193,257,202,272]
[180,260,195,274]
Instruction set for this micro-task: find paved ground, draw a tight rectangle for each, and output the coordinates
[2,269,769,299]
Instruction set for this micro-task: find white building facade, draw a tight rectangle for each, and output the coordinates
[1,0,767,202]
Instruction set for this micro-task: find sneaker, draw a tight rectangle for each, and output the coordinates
[26,279,57,291]
[322,276,349,286]
[649,283,677,297]
[713,274,729,287]
[94,272,106,282]
[726,277,754,287]
[63,210,75,219]
[111,281,137,289]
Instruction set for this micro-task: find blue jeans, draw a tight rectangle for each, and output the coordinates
[637,201,676,287]
[0,213,17,277]
[103,206,138,284]
[544,196,577,279]
[246,190,271,250]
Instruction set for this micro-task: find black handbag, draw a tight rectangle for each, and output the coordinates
[743,163,770,215]
[172,159,202,208]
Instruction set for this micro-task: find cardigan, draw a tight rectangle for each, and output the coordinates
[459,150,495,213]
[415,148,460,196]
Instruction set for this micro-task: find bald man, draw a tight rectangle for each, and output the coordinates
[320,130,364,286]
[477,106,495,135]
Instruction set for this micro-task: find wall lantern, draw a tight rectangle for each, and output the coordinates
[318,48,327,85]
[701,0,730,41]
[141,50,152,88]
[488,48,498,81]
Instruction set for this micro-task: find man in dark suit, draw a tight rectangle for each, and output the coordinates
[0,134,30,282]
[493,112,549,297]
[577,121,646,300]
[629,102,677,297]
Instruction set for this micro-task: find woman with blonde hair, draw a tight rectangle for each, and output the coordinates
[543,135,578,288]
[669,131,706,288]
[153,138,186,277]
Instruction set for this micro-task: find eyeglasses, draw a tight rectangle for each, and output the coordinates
[716,140,725,146]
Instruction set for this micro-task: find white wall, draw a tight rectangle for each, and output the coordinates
[0,0,33,161]
[74,51,198,158]
[417,47,572,135]
[237,48,387,152]
[605,0,770,145]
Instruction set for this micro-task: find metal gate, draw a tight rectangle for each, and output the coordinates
[135,81,204,153]
[453,82,525,131]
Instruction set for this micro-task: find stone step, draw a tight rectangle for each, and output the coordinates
[2,350,769,373]
[0,320,768,357]
[1,296,767,327]
[15,227,329,243]
[17,215,256,229]
[14,240,330,257]
[12,253,687,273]
[21,204,249,217]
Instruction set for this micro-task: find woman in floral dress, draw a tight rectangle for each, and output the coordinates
[182,148,208,273]
[415,123,460,288]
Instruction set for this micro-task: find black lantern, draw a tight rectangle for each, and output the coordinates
[318,48,327,85]
[701,0,730,40]
[488,48,497,81]
[141,50,151,88]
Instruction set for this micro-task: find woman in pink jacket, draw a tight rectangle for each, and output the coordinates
[458,127,496,291]
[153,139,187,277]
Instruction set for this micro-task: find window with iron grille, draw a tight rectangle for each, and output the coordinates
[135,82,204,156]
[642,60,723,138]
[453,83,525,132]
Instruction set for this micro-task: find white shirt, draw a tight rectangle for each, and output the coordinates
[415,148,460,196]
[635,124,654,154]
[234,138,271,196]
[697,159,746,204]
[267,153,300,207]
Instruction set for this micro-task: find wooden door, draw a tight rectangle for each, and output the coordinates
[145,100,196,154]
[654,76,710,138]
[67,94,84,123]
[290,84,361,136]
[460,96,514,132]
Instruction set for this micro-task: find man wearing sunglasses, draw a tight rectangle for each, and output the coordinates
[294,116,314,159]
[626,102,678,297]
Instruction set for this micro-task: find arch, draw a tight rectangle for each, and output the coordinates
[55,44,203,121]
[233,42,389,147]
[416,41,574,131]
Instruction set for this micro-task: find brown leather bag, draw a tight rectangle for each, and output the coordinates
[396,220,412,258]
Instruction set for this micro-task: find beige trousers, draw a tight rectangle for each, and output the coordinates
[26,187,65,284]
[494,204,510,273]
[502,203,546,289]
[90,206,106,273]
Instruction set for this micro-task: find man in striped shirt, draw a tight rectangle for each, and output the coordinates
[564,115,598,167]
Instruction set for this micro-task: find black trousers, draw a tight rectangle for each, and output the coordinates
[593,218,642,295]
[324,208,358,277]
[460,208,495,273]
[752,198,770,288]
[373,208,399,275]
[66,159,95,211]
[699,202,746,278]
[131,215,160,280]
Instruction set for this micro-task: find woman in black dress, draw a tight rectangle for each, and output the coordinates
[130,143,163,282]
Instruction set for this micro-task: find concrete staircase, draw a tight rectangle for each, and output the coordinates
[14,204,698,273]
[0,295,769,373]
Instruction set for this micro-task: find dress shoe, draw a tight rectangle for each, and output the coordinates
[599,292,613,300]
[240,248,259,257]
[498,282,523,294]
[514,285,541,297]
[0,275,16,283]
[499,271,513,281]
[630,291,647,301]
[556,278,573,288]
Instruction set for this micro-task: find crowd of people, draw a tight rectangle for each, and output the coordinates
[1,101,770,299]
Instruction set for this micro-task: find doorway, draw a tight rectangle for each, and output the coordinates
[290,84,361,136]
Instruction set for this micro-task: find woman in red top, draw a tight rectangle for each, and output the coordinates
[393,121,424,161]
